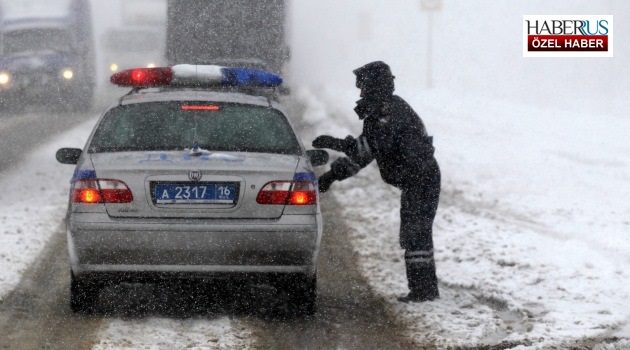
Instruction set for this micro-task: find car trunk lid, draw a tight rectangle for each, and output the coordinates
[90,151,299,219]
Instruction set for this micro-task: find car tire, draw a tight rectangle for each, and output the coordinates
[292,273,317,316]
[70,271,101,314]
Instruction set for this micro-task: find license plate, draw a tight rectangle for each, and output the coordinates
[154,183,236,204]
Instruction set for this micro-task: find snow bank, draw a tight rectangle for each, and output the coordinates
[0,118,94,298]
[297,85,630,348]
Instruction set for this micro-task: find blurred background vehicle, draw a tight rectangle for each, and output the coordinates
[0,0,95,112]
[166,0,290,74]
[100,0,166,97]
[102,0,166,78]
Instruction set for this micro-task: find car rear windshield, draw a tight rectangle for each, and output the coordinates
[88,102,301,155]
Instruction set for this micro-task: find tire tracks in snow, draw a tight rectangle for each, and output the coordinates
[245,194,419,350]
[0,222,254,350]
[294,89,549,347]
[0,94,419,349]
[441,182,630,341]
[438,179,630,348]
[0,223,104,350]
[240,95,421,349]
[297,88,630,348]
[440,184,630,265]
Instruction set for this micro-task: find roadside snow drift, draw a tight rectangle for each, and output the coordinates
[0,118,94,298]
[297,86,630,349]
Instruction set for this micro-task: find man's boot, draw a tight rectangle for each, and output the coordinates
[398,250,439,303]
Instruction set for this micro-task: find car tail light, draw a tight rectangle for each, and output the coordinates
[287,182,317,205]
[72,180,102,203]
[256,181,317,205]
[72,179,133,204]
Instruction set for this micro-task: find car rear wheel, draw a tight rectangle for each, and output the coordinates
[70,271,101,314]
[291,273,317,316]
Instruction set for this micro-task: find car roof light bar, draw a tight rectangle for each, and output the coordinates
[110,64,283,88]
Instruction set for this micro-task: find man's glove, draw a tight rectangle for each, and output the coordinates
[312,135,355,154]
[317,171,336,193]
[330,157,361,180]
[317,157,362,193]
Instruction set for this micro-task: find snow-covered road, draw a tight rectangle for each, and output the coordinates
[0,86,628,348]
[0,117,256,349]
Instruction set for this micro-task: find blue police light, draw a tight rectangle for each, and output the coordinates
[220,67,283,87]
[111,65,283,88]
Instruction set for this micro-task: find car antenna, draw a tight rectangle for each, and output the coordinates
[267,95,273,107]
[118,87,142,105]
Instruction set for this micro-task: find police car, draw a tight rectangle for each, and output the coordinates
[56,65,328,315]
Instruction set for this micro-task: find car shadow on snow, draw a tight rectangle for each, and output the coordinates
[92,279,311,321]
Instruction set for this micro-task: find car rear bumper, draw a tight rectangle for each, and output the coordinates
[68,213,322,278]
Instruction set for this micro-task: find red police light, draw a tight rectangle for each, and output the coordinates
[110,67,172,87]
[132,69,146,82]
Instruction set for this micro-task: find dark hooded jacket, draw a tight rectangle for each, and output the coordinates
[336,61,439,189]
[349,95,438,188]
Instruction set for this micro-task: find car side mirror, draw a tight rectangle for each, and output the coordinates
[278,86,291,95]
[306,149,329,167]
[56,148,82,165]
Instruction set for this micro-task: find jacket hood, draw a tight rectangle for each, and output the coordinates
[353,61,395,102]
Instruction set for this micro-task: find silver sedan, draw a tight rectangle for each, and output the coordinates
[56,89,328,315]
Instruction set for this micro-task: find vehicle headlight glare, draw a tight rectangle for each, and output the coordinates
[0,73,10,85]
[63,69,74,80]
[147,63,156,68]
[110,63,118,72]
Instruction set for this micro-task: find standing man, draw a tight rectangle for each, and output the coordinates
[312,61,441,302]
